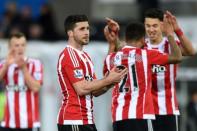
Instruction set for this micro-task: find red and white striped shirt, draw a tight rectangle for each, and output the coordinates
[104,45,169,122]
[57,45,96,125]
[0,58,43,129]
[145,37,180,115]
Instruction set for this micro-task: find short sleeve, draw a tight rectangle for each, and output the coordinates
[64,62,84,84]
[147,49,169,65]
[33,60,43,85]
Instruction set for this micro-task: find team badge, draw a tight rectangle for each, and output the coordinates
[74,69,83,78]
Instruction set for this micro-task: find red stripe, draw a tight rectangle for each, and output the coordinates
[34,93,39,122]
[26,91,33,127]
[57,55,68,124]
[164,43,173,114]
[26,63,34,127]
[135,49,145,118]
[174,65,179,110]
[80,96,88,124]
[152,72,159,114]
[5,93,10,127]
[14,68,20,128]
[58,104,66,124]
[112,85,119,122]
[122,50,131,120]
[14,92,20,128]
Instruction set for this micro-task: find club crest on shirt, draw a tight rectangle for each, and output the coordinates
[74,69,83,79]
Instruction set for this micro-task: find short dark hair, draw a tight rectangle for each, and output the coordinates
[8,32,26,46]
[125,22,145,42]
[144,8,164,21]
[64,14,89,33]
[9,32,26,40]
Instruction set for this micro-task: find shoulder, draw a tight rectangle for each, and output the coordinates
[27,57,42,64]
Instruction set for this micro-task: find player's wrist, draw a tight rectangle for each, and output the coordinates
[175,28,183,37]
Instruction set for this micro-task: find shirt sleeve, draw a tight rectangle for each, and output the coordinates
[147,49,169,65]
[64,62,85,84]
[33,60,43,85]
[103,54,113,76]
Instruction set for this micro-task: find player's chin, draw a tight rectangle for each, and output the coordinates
[82,40,89,45]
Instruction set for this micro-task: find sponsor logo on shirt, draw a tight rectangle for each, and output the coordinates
[6,85,28,92]
[74,69,84,79]
[152,65,166,73]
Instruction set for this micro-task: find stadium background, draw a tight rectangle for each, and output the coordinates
[0,0,197,131]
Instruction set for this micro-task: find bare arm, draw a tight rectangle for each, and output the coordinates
[17,57,42,92]
[104,18,124,54]
[0,50,15,81]
[22,66,41,92]
[167,35,182,64]
[0,63,9,81]
[73,67,128,96]
[163,12,182,64]
[166,11,196,56]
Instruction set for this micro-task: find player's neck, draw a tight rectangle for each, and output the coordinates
[150,36,163,45]
[68,39,83,51]
[127,40,142,48]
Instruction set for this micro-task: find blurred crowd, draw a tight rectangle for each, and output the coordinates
[0,2,62,41]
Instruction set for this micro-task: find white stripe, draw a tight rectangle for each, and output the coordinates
[128,50,138,118]
[170,65,176,114]
[142,50,148,88]
[157,72,166,114]
[147,119,153,131]
[33,122,40,127]
[34,59,41,72]
[175,115,179,131]
[76,125,79,131]
[8,91,15,128]
[63,120,83,125]
[77,52,88,76]
[18,70,28,128]
[70,49,79,67]
[86,95,93,124]
[8,64,16,85]
[83,53,94,77]
[141,50,148,116]
[106,55,111,71]
[115,93,125,121]
[57,54,69,122]
[19,91,27,128]
[143,115,155,119]
[7,65,16,128]
[72,125,75,131]
[68,48,79,67]
[68,48,77,67]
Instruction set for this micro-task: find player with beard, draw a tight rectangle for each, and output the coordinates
[57,14,128,131]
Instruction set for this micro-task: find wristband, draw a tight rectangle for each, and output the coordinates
[175,28,183,37]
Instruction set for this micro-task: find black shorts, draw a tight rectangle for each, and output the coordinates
[152,115,179,131]
[57,124,97,131]
[0,127,40,131]
[113,119,153,131]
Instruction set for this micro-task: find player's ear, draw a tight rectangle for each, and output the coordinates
[67,30,73,37]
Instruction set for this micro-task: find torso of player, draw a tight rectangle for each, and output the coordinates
[57,45,95,125]
[104,46,155,122]
[0,58,43,128]
[145,37,180,115]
